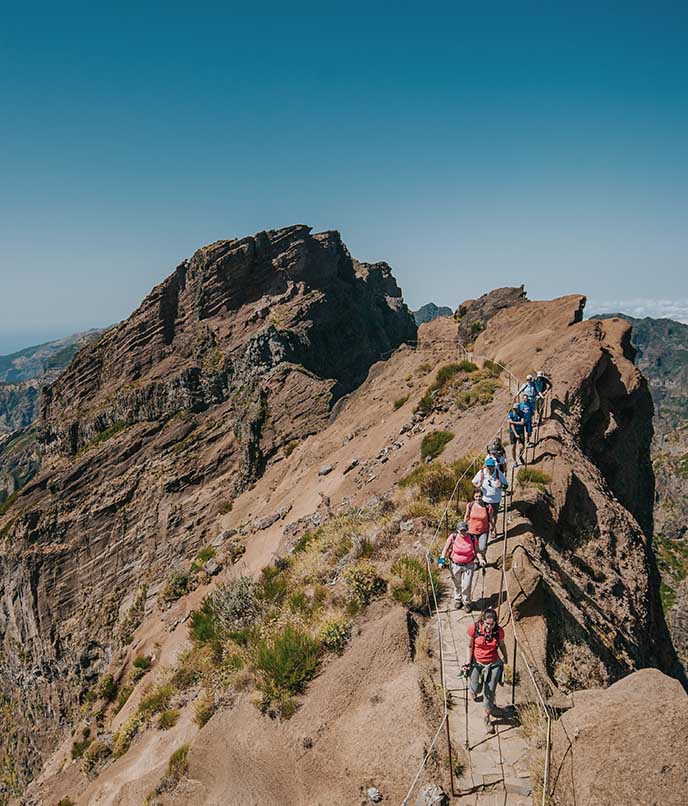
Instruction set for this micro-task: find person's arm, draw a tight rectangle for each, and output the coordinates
[464,502,470,520]
[472,471,481,490]
[441,534,454,559]
[465,634,475,667]
[498,637,509,665]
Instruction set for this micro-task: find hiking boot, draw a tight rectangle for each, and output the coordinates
[454,598,463,610]
[485,714,495,734]
[464,601,473,613]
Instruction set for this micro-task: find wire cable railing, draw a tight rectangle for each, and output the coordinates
[398,338,556,805]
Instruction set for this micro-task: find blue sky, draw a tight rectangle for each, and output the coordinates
[1,2,687,353]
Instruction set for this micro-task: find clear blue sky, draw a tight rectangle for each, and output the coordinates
[1,2,687,353]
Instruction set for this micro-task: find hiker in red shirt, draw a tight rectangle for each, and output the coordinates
[464,490,496,568]
[462,608,508,734]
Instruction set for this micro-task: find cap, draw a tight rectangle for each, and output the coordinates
[512,402,520,409]
[537,370,544,376]
[485,456,496,467]
[526,373,533,380]
[457,520,468,532]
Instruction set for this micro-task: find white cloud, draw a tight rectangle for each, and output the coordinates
[586,298,688,323]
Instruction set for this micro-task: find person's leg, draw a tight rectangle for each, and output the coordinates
[469,662,482,700]
[477,532,488,565]
[449,563,463,607]
[461,565,474,608]
[483,662,502,715]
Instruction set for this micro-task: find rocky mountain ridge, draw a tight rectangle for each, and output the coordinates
[1,244,683,805]
[411,302,453,324]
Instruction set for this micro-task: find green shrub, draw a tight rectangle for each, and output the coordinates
[157,744,189,791]
[114,684,134,714]
[157,709,180,730]
[400,455,479,504]
[517,468,551,490]
[433,362,476,389]
[160,570,192,604]
[391,555,439,611]
[71,737,91,760]
[189,600,223,648]
[131,655,152,682]
[292,530,317,553]
[470,320,484,334]
[82,739,111,773]
[257,565,288,605]
[483,359,502,377]
[456,378,499,409]
[250,625,320,702]
[420,430,454,461]
[96,674,117,702]
[393,395,409,410]
[195,546,216,563]
[414,389,434,416]
[0,489,20,516]
[112,713,142,757]
[318,615,352,653]
[193,693,216,727]
[284,439,299,457]
[344,561,386,605]
[138,683,174,718]
[57,799,75,806]
[207,576,260,632]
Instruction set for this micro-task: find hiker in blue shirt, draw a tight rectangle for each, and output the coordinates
[519,395,534,447]
[508,402,526,466]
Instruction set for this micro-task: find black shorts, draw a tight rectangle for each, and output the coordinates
[509,430,525,445]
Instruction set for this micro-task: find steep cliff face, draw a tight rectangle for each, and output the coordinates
[0,225,416,794]
[477,298,680,690]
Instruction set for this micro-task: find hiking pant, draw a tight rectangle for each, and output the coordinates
[470,659,504,714]
[470,532,488,559]
[449,561,475,604]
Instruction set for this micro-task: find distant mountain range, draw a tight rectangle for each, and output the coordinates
[0,329,103,433]
[412,302,453,324]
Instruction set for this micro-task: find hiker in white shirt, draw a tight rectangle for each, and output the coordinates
[472,456,507,508]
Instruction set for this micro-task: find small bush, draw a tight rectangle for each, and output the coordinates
[82,739,111,773]
[456,378,499,410]
[517,468,551,490]
[344,561,386,605]
[71,737,91,760]
[189,600,223,648]
[400,455,478,504]
[160,570,192,604]
[114,684,134,714]
[433,362,472,389]
[250,625,320,703]
[132,655,152,682]
[393,395,409,410]
[219,501,233,514]
[257,564,289,605]
[483,359,502,377]
[138,683,174,718]
[414,389,434,416]
[113,713,142,757]
[318,615,352,653]
[195,546,216,564]
[157,709,180,730]
[470,320,484,334]
[96,674,117,702]
[57,799,75,806]
[420,430,454,461]
[209,577,260,631]
[194,693,217,727]
[391,555,439,612]
[156,744,189,793]
[284,439,299,457]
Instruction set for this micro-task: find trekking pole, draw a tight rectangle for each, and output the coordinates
[446,708,456,796]
[463,666,470,750]
[511,633,518,706]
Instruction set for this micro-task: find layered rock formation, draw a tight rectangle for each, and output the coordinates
[0,225,416,795]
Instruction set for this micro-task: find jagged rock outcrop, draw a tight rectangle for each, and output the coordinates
[0,225,416,793]
[550,669,688,805]
[455,285,529,342]
[412,303,453,325]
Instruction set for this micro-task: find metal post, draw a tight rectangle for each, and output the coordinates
[446,711,456,795]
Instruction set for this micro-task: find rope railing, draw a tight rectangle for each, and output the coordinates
[399,341,557,805]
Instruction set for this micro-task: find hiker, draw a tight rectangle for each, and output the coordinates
[519,374,538,408]
[440,520,475,611]
[534,370,552,416]
[486,437,507,475]
[508,402,526,466]
[519,394,534,446]
[472,456,507,511]
[462,608,508,734]
[464,489,496,568]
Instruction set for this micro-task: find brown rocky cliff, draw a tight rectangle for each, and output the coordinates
[0,225,416,794]
[476,296,681,690]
